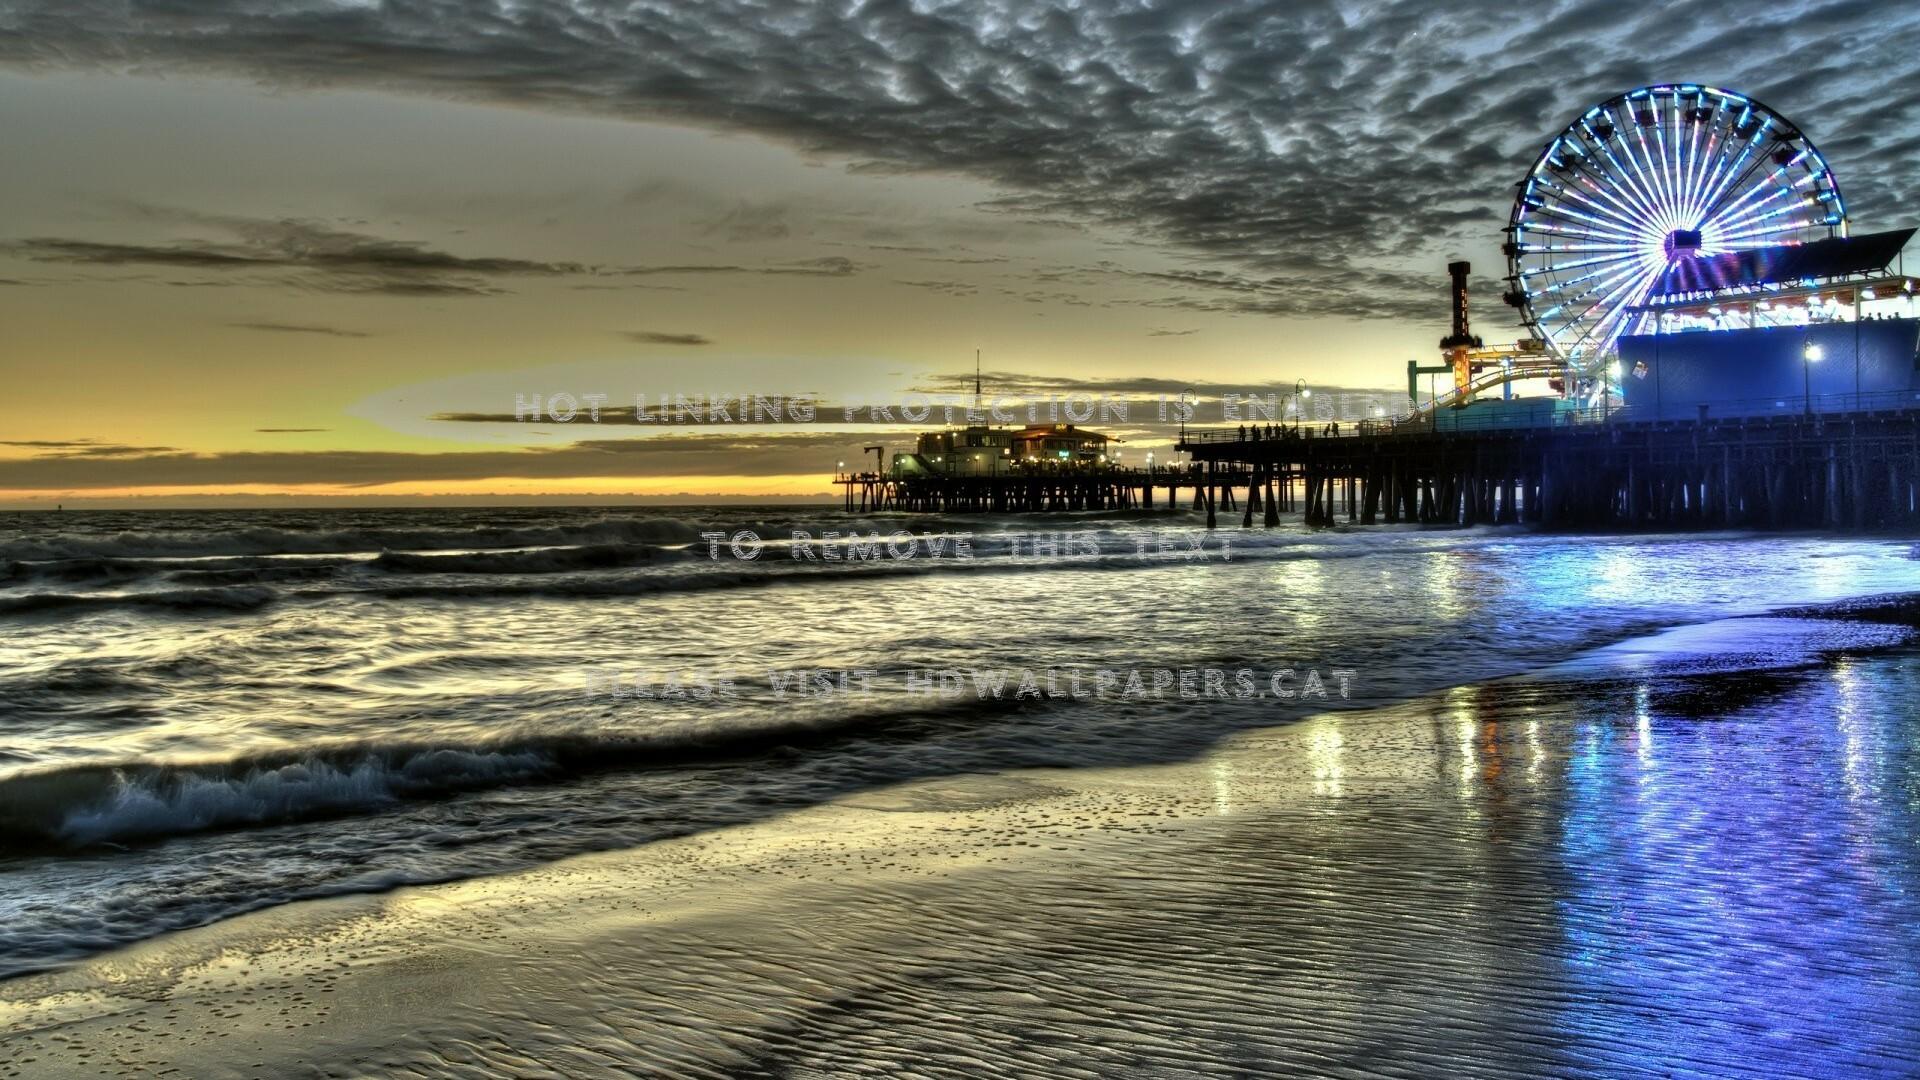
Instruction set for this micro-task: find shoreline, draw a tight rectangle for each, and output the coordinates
[5,615,1920,1078]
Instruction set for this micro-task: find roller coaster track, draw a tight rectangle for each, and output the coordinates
[1408,356,1571,418]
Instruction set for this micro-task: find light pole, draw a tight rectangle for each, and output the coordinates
[1293,379,1309,434]
[1803,341,1823,418]
[1178,387,1193,443]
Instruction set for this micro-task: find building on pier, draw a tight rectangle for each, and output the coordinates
[890,423,1114,479]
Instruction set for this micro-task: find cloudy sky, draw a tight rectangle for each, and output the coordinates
[2,0,1917,504]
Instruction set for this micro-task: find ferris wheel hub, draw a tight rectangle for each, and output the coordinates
[1663,229,1704,259]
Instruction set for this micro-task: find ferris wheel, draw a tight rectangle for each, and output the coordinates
[1503,84,1847,377]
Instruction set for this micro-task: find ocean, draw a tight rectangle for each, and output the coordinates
[5,505,1920,993]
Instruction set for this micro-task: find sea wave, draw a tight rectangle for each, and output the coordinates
[370,541,692,575]
[0,698,1000,850]
[0,517,707,562]
[0,585,278,616]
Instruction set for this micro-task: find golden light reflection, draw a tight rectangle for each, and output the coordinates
[1305,721,1345,797]
[1448,685,1479,799]
[1422,551,1473,623]
[1279,556,1332,635]
[1209,758,1235,817]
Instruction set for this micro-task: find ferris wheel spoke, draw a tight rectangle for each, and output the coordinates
[1530,254,1639,292]
[1562,261,1666,357]
[1690,118,1773,227]
[1714,197,1807,235]
[1704,178,1803,235]
[1632,118,1683,229]
[1590,119,1672,228]
[1529,251,1644,295]
[1669,97,1700,220]
[1531,181,1637,232]
[1680,102,1714,217]
[1551,173,1664,240]
[1686,131,1748,225]
[1550,254,1660,327]
[1700,159,1802,235]
[1529,198,1650,244]
[1649,109,1682,226]
[1529,245,1644,274]
[1574,120,1668,228]
[1712,217,1819,247]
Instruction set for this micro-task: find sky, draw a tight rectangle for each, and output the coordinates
[2,0,1918,505]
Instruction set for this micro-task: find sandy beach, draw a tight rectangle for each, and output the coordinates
[6,616,1918,1079]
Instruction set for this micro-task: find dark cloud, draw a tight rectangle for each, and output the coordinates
[622,330,712,346]
[1147,327,1198,337]
[4,213,586,296]
[614,257,863,278]
[5,211,868,295]
[0,432,881,489]
[0,438,179,457]
[0,1,1914,323]
[229,322,372,338]
[918,372,1403,403]
[895,279,979,296]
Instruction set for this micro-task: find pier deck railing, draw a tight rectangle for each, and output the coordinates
[1182,388,1920,443]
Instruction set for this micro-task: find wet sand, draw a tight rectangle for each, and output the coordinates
[4,622,1919,1078]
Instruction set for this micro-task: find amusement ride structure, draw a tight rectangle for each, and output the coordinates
[1414,83,1914,420]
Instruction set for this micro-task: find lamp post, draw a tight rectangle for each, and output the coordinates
[1178,387,1193,444]
[1294,379,1309,434]
[1803,341,1824,418]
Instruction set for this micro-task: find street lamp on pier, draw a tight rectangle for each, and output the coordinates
[1803,341,1824,418]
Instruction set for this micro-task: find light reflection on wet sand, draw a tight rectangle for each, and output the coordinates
[3,629,1917,1078]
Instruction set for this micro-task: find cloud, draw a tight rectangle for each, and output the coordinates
[614,256,863,278]
[621,330,712,346]
[0,438,180,457]
[916,372,1403,403]
[5,212,587,296]
[229,322,371,338]
[0,1,1914,324]
[895,279,979,296]
[0,432,879,489]
[1147,327,1198,337]
[700,200,794,242]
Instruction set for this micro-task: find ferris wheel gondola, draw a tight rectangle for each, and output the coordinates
[1502,84,1847,385]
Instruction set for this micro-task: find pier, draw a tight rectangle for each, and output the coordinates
[838,393,1920,531]
[1180,396,1920,531]
[834,464,1257,516]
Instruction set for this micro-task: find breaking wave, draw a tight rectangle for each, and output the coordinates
[0,698,1004,850]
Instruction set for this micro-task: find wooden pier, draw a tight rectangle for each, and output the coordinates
[1182,404,1920,530]
[839,401,1920,531]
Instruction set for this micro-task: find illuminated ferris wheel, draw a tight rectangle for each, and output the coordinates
[1503,84,1847,376]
